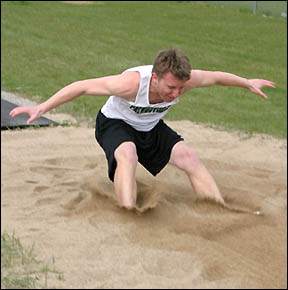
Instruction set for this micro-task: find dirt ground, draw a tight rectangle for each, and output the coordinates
[1,121,287,289]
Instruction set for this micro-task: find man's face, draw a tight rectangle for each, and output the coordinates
[153,72,187,102]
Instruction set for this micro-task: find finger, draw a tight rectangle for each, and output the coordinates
[263,80,275,88]
[27,113,39,125]
[259,90,268,99]
[27,117,34,125]
[252,87,268,99]
[9,108,18,117]
[9,107,28,117]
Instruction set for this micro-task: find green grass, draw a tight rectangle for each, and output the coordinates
[1,231,64,289]
[1,1,287,138]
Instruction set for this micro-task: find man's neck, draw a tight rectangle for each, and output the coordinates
[149,77,163,104]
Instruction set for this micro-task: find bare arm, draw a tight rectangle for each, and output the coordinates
[9,71,140,124]
[183,70,275,99]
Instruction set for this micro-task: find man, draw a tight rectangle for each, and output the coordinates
[10,47,275,210]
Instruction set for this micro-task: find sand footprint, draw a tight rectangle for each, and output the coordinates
[61,192,88,210]
[30,165,79,174]
[35,197,60,206]
[33,185,50,193]
[25,180,39,184]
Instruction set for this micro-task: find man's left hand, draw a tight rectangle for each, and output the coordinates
[247,79,275,99]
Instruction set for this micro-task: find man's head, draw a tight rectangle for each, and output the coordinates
[151,47,191,102]
[152,47,191,81]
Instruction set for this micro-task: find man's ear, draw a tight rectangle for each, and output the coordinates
[151,72,159,82]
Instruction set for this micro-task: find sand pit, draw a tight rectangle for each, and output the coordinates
[1,121,287,289]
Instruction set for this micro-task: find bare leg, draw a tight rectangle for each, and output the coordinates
[114,142,138,209]
[169,141,225,204]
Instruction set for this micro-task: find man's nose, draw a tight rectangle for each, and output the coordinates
[172,90,180,99]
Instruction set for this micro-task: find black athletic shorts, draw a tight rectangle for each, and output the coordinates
[95,110,184,182]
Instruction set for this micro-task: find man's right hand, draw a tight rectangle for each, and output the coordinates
[9,106,42,125]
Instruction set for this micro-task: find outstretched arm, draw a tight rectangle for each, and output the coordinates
[183,70,275,99]
[9,71,140,124]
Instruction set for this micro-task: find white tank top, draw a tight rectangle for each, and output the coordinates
[101,65,179,131]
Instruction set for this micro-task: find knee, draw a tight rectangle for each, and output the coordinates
[114,142,138,166]
[182,149,201,172]
[172,145,202,174]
